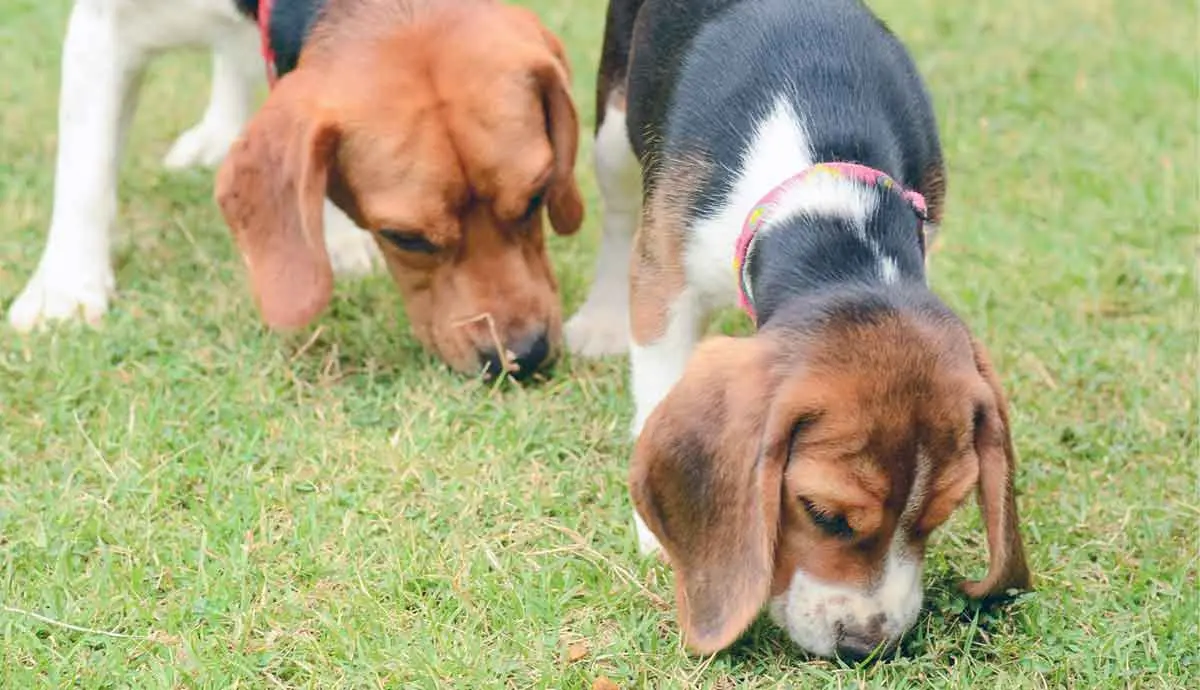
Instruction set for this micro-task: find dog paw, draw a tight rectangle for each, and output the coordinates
[8,263,114,331]
[325,226,383,277]
[565,305,629,357]
[162,119,242,169]
[634,510,664,557]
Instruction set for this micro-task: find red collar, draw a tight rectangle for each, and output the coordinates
[732,162,929,322]
[259,0,279,87]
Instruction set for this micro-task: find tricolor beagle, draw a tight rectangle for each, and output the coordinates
[568,0,1033,659]
[9,0,583,380]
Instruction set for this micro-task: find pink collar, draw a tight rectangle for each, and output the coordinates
[732,161,928,321]
[259,0,279,87]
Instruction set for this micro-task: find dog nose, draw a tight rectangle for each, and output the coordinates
[834,615,888,661]
[480,330,552,380]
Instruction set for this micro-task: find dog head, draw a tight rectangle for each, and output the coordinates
[216,4,582,378]
[630,292,1031,659]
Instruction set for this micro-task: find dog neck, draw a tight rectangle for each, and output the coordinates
[737,170,930,328]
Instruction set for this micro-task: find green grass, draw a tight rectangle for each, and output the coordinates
[0,0,1196,687]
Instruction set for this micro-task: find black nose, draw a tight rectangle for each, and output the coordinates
[834,616,888,661]
[480,331,552,381]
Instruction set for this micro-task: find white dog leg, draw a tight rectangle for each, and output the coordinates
[8,1,149,330]
[564,103,641,357]
[163,25,260,169]
[323,201,383,276]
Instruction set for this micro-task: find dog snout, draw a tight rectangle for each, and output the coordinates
[480,330,553,380]
[834,614,889,661]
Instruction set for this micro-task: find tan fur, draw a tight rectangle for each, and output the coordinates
[920,160,947,253]
[215,0,583,374]
[919,160,947,226]
[629,155,710,344]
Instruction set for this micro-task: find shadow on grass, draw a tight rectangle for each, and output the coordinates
[911,568,1037,662]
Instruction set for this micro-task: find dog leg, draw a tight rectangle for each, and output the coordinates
[323,201,383,276]
[564,102,640,357]
[630,293,701,438]
[629,289,703,555]
[163,26,260,169]
[8,1,150,330]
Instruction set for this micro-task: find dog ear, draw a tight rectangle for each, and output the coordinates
[630,335,811,654]
[960,339,1033,599]
[215,72,337,330]
[532,59,584,236]
[492,6,582,235]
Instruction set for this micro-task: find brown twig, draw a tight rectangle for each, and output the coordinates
[451,312,518,377]
[289,325,325,363]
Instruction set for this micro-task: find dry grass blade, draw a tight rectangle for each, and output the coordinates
[1,605,162,643]
[452,312,518,376]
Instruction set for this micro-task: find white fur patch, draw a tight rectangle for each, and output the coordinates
[879,256,900,284]
[629,290,702,436]
[686,98,815,310]
[768,537,924,658]
[766,170,877,232]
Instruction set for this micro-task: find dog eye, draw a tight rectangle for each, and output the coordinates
[380,229,439,254]
[800,498,854,539]
[521,190,546,221]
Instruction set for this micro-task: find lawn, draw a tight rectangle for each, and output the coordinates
[0,0,1196,687]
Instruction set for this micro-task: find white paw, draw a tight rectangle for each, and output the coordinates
[162,119,242,169]
[565,305,629,357]
[634,510,663,557]
[8,263,114,331]
[325,225,382,277]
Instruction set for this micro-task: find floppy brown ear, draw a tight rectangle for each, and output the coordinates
[497,6,582,234]
[532,60,584,236]
[630,335,798,654]
[215,72,337,330]
[961,339,1033,599]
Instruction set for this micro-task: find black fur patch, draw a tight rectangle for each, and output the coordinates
[269,0,328,76]
[233,0,328,77]
[233,0,259,18]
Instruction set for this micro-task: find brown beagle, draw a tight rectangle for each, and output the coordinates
[217,0,584,379]
[568,0,1032,659]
